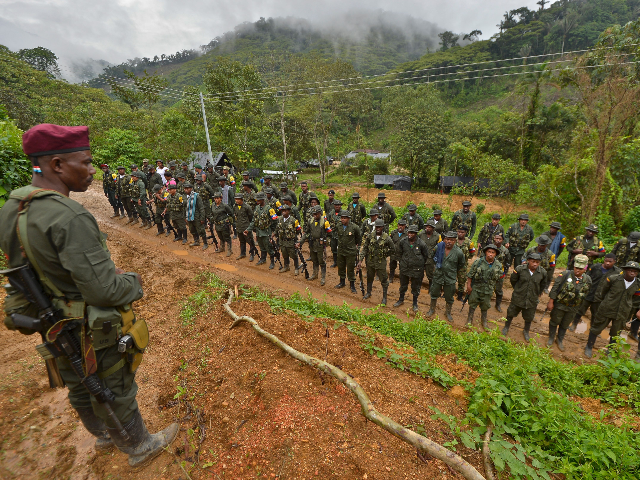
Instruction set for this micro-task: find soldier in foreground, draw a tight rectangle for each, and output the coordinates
[164,184,187,244]
[388,219,407,283]
[334,210,362,293]
[465,244,503,329]
[358,218,394,305]
[184,182,208,250]
[277,204,301,274]
[394,224,430,312]
[488,232,510,312]
[524,235,556,293]
[300,205,330,284]
[427,231,466,320]
[450,200,477,239]
[246,192,276,267]
[505,214,534,269]
[455,225,476,301]
[0,124,177,468]
[233,193,254,260]
[211,192,234,256]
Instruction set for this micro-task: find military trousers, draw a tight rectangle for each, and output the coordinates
[135,202,150,220]
[330,237,339,255]
[366,262,389,288]
[280,241,296,265]
[425,259,435,284]
[256,234,274,255]
[457,264,469,293]
[509,250,524,270]
[188,220,206,239]
[122,197,136,218]
[591,314,623,338]
[400,273,424,297]
[468,289,492,311]
[216,224,232,244]
[310,249,326,267]
[57,337,138,428]
[545,267,555,289]
[106,190,118,209]
[430,282,456,304]
[154,211,172,229]
[170,216,186,231]
[577,299,600,319]
[506,304,536,322]
[389,259,398,274]
[494,277,505,296]
[237,231,253,255]
[337,253,357,282]
[549,306,576,329]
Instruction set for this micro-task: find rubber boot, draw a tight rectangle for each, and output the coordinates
[294,258,300,276]
[256,252,266,266]
[249,248,255,262]
[181,229,188,245]
[226,241,232,257]
[106,409,179,468]
[218,242,226,254]
[629,319,640,342]
[481,310,489,330]
[444,303,453,322]
[547,325,557,347]
[280,261,290,273]
[156,223,164,236]
[456,291,463,302]
[381,286,388,306]
[76,407,113,451]
[119,211,126,219]
[363,281,373,299]
[584,332,598,358]
[320,265,326,286]
[126,216,134,225]
[556,327,567,352]
[139,219,147,228]
[145,219,154,230]
[236,252,246,260]
[568,313,581,332]
[523,321,532,342]
[349,281,356,294]
[330,254,337,268]
[189,236,201,247]
[202,238,209,251]
[495,294,503,313]
[131,217,139,226]
[393,295,405,308]
[172,232,182,242]
[501,317,513,336]
[308,266,318,281]
[412,295,419,313]
[426,298,437,316]
[111,208,120,219]
[335,279,346,289]
[466,307,476,326]
[389,269,395,284]
[165,226,172,237]
[269,255,275,270]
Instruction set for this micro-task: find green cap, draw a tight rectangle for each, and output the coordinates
[574,254,589,268]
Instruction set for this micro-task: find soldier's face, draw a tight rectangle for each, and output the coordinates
[527,259,541,270]
[434,214,441,220]
[398,225,406,233]
[624,269,639,281]
[184,187,192,195]
[56,151,96,192]
[409,210,416,216]
[519,220,528,227]
[485,249,497,262]
[353,198,359,204]
[311,201,319,207]
[215,197,222,205]
[235,199,242,206]
[603,258,615,269]
[573,266,586,276]
[301,185,308,192]
[550,227,559,234]
[585,230,595,238]
[257,200,264,206]
[168,188,177,195]
[494,235,503,246]
[334,206,341,213]
[283,210,290,218]
[314,212,322,221]
[463,206,470,213]
[370,216,377,223]
[118,169,125,175]
[457,230,466,239]
[375,226,384,235]
[491,219,499,226]
[408,232,417,241]
[101,167,108,173]
[378,198,385,205]
[537,244,548,252]
[444,237,455,248]
[328,193,334,200]
[340,217,349,226]
[426,226,434,234]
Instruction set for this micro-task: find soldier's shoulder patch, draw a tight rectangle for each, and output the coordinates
[179,196,183,202]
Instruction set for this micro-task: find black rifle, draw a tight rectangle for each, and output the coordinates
[355,257,365,297]
[2,264,130,440]
[295,244,310,279]
[205,220,220,248]
[460,294,470,312]
[161,214,177,236]
[270,236,283,269]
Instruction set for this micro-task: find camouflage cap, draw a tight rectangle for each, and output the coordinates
[176,172,186,179]
[398,219,407,225]
[444,231,457,238]
[255,192,267,200]
[629,232,640,242]
[574,254,589,269]
[116,165,126,170]
[408,204,417,210]
[374,218,385,227]
[432,209,443,215]
[213,191,222,198]
[130,171,141,178]
[264,187,273,194]
[352,192,360,198]
[369,208,378,216]
[309,192,319,199]
[483,243,499,253]
[234,193,243,199]
[493,232,504,238]
[147,164,156,171]
[168,161,177,167]
[527,252,542,260]
[519,214,530,221]
[167,183,177,189]
[425,219,436,227]
[622,261,640,270]
[142,158,149,163]
[491,213,501,220]
[311,205,323,215]
[549,221,562,229]
[206,164,214,170]
[333,200,343,206]
[217,175,226,182]
[241,171,249,176]
[194,174,203,181]
[279,182,288,188]
[153,184,163,192]
[457,224,469,231]
[281,203,292,210]
[407,224,419,233]
[222,165,230,170]
[339,210,351,217]
[242,181,252,187]
[183,182,193,189]
[462,200,472,207]
[264,174,272,179]
[181,162,188,167]
[377,192,386,198]
[130,164,138,169]
[536,235,552,245]
[585,224,599,233]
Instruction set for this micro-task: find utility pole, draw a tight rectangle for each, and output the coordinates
[199,92,213,165]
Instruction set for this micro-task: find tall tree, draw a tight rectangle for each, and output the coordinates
[17,47,61,79]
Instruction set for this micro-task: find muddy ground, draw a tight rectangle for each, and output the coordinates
[0,183,631,479]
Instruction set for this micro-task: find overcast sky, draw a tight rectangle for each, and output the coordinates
[0,0,539,79]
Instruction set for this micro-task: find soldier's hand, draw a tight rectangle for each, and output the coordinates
[115,268,126,275]
[636,310,640,320]
[465,285,472,295]
[243,230,249,236]
[138,200,142,206]
[504,243,510,248]
[295,243,300,249]
[547,299,554,311]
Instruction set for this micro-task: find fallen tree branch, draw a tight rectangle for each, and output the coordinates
[483,426,496,480]
[223,289,486,480]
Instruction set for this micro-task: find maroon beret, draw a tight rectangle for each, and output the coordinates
[22,123,90,157]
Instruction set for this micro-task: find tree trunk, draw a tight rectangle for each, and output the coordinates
[280,95,288,175]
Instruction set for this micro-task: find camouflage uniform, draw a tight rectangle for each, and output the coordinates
[505,221,534,268]
[396,227,430,310]
[566,233,605,267]
[276,213,301,273]
[335,217,362,287]
[102,168,120,216]
[298,190,313,226]
[359,222,394,301]
[233,200,254,259]
[466,256,503,327]
[327,204,342,268]
[476,222,505,252]
[211,201,234,251]
[151,190,172,235]
[418,230,441,287]
[524,246,556,290]
[131,177,151,224]
[611,235,640,266]
[481,244,510,311]
[119,174,136,221]
[389,224,406,283]
[348,199,367,227]
[549,270,591,330]
[456,237,476,297]
[401,210,424,231]
[375,199,396,233]
[166,190,187,242]
[248,199,277,265]
[300,208,331,282]
[450,209,477,238]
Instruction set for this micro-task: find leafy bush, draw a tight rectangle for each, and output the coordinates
[0,115,30,206]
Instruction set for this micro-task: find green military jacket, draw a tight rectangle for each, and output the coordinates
[595,272,640,322]
[243,180,258,192]
[262,183,279,198]
[376,202,397,229]
[467,257,504,295]
[566,235,605,265]
[276,215,300,247]
[176,180,186,196]
[550,270,592,311]
[428,217,449,235]
[481,245,511,275]
[248,203,276,237]
[233,203,253,231]
[418,231,441,263]
[401,212,424,231]
[456,237,476,262]
[389,228,406,261]
[360,219,376,240]
[211,203,234,231]
[298,191,313,222]
[505,223,535,254]
[206,172,219,191]
[131,179,147,202]
[524,247,556,271]
[180,168,194,184]
[147,172,164,195]
[451,210,477,238]
[324,198,336,216]
[242,189,257,209]
[0,186,143,315]
[103,169,117,193]
[477,222,505,251]
[281,188,297,205]
[359,232,394,269]
[432,244,466,285]
[397,237,430,278]
[335,222,362,256]
[327,209,341,239]
[301,216,330,252]
[118,174,131,198]
[509,264,547,309]
[133,170,148,190]
[152,191,169,212]
[585,264,621,302]
[166,191,185,220]
[611,237,640,267]
[194,182,216,214]
[348,202,367,227]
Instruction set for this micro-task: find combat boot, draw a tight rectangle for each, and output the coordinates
[145,220,154,230]
[363,281,373,299]
[330,254,337,268]
[547,325,557,347]
[350,281,357,294]
[236,253,246,260]
[445,303,453,322]
[107,409,178,468]
[584,332,598,358]
[556,327,567,352]
[393,295,404,308]
[412,295,419,313]
[165,227,172,237]
[389,269,395,284]
[495,294,503,313]
[380,286,388,306]
[139,219,146,228]
[568,313,581,332]
[226,241,232,257]
[523,321,532,342]
[181,230,188,245]
[501,317,513,336]
[466,307,476,326]
[308,266,318,281]
[126,216,134,225]
[155,224,164,236]
[269,255,275,270]
[426,298,437,316]
[256,252,267,266]
[218,242,226,254]
[202,238,209,251]
[172,233,182,242]
[629,319,640,342]
[76,407,113,451]
[481,310,489,330]
[131,217,139,226]
[320,265,326,286]
[111,208,120,218]
[335,279,346,289]
[280,261,290,273]
[189,236,200,247]
[249,249,255,262]
[119,211,126,219]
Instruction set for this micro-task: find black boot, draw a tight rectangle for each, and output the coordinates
[111,207,120,218]
[363,282,373,300]
[256,252,267,266]
[106,409,179,468]
[393,295,405,308]
[466,307,476,326]
[584,332,598,358]
[189,235,201,247]
[495,294,503,313]
[202,238,209,251]
[481,310,489,330]
[335,278,346,289]
[320,265,326,286]
[501,317,513,336]
[156,223,164,236]
[457,291,463,302]
[426,298,437,316]
[556,327,567,352]
[445,303,453,322]
[330,254,337,268]
[381,286,388,306]
[181,229,188,245]
[349,281,356,294]
[226,241,232,257]
[76,407,113,451]
[568,313,581,332]
[412,295,419,313]
[269,255,275,270]
[547,325,557,347]
[523,321,532,342]
[389,269,395,284]
[629,319,640,342]
[249,248,255,262]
